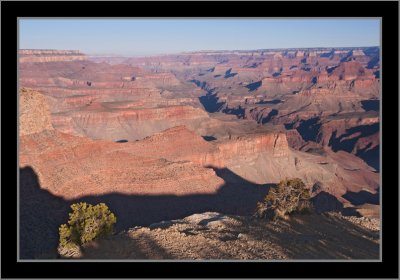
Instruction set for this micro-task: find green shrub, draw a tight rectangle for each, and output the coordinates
[255,178,312,220]
[59,202,117,249]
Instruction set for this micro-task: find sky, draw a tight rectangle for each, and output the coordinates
[19,19,380,56]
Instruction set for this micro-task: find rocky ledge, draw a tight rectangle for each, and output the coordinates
[71,212,379,260]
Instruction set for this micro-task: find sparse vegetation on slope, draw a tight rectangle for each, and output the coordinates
[255,178,312,220]
[58,202,116,258]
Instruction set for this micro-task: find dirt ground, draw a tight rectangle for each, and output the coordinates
[77,212,380,260]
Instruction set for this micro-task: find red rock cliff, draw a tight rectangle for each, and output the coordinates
[217,132,290,160]
[19,88,54,136]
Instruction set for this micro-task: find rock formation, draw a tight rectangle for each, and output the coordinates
[19,47,380,259]
[19,88,54,135]
[78,211,379,260]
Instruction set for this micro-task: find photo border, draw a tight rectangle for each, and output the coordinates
[1,1,398,278]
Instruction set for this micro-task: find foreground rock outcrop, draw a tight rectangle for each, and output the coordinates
[77,212,379,260]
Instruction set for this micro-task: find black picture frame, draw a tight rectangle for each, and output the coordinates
[1,1,398,278]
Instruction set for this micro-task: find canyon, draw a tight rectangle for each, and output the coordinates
[19,47,380,259]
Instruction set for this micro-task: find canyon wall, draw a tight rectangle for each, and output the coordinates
[19,48,380,202]
[19,88,54,135]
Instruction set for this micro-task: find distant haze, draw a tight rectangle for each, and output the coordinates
[19,19,380,56]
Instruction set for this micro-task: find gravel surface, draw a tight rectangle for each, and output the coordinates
[79,212,380,260]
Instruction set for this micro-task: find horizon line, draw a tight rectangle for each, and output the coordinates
[19,45,380,58]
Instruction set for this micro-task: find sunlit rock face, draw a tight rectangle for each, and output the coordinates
[19,47,380,207]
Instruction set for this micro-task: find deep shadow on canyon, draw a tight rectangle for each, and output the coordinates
[329,123,380,171]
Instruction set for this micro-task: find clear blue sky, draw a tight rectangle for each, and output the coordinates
[19,19,380,56]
